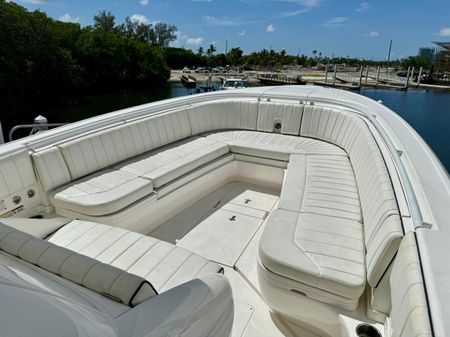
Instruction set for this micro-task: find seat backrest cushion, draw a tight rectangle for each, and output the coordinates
[257,102,304,135]
[389,232,432,337]
[300,106,403,286]
[187,99,258,135]
[0,222,156,306]
[126,107,192,153]
[0,148,36,199]
[32,147,72,192]
[59,108,191,180]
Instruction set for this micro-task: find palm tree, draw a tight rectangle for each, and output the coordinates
[207,44,216,56]
[93,10,116,32]
[197,46,204,56]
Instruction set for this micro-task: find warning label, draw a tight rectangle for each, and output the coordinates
[0,205,24,218]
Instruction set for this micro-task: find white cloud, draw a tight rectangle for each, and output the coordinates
[170,31,205,48]
[186,37,204,46]
[356,2,369,12]
[170,31,186,47]
[19,0,52,3]
[58,13,79,23]
[277,0,322,18]
[130,14,150,25]
[278,8,310,18]
[203,15,233,26]
[321,16,348,28]
[139,0,149,6]
[203,15,259,26]
[436,27,450,36]
[266,23,276,33]
[238,30,246,36]
[363,30,379,37]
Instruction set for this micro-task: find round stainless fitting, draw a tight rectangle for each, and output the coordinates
[12,195,21,204]
[274,119,282,133]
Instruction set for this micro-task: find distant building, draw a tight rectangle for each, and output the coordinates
[432,42,450,72]
[418,47,435,62]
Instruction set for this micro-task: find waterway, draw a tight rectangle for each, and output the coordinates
[11,83,450,173]
[360,88,450,173]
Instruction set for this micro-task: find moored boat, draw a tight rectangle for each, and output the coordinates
[180,74,196,88]
[221,77,249,89]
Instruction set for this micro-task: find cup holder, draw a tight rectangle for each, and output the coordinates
[355,323,381,337]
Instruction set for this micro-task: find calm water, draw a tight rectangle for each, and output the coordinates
[40,84,450,173]
[359,89,450,173]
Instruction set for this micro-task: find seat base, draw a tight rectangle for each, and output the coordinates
[258,260,360,311]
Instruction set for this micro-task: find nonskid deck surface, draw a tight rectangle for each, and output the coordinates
[150,181,386,337]
[151,182,295,337]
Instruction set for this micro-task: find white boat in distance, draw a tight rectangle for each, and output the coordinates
[221,77,249,89]
[0,86,448,337]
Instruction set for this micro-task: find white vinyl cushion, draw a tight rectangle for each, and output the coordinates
[280,154,362,221]
[32,147,71,192]
[51,169,153,216]
[389,232,432,337]
[207,130,347,161]
[300,106,403,287]
[118,137,229,188]
[0,148,36,199]
[257,102,304,135]
[187,99,259,135]
[259,209,365,304]
[59,109,191,181]
[48,220,223,293]
[0,222,156,306]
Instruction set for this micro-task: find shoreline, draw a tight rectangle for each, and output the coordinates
[170,69,450,91]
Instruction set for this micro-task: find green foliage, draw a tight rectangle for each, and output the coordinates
[152,22,177,47]
[400,56,432,70]
[227,47,243,66]
[165,48,202,68]
[117,18,177,47]
[0,1,173,131]
[207,44,217,56]
[93,10,116,32]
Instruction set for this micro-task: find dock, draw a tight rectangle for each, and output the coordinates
[256,72,305,85]
[170,69,450,91]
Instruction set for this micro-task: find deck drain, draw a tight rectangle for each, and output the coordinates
[355,324,381,337]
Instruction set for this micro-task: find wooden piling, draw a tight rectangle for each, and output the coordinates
[405,67,411,89]
[333,65,337,86]
[417,67,423,86]
[358,66,363,88]
[376,66,380,87]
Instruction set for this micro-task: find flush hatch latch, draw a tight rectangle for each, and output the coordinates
[229,215,237,221]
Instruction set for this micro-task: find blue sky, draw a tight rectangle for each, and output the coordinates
[13,0,450,60]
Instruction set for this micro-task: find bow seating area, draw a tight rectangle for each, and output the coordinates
[0,94,432,337]
[27,99,404,310]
